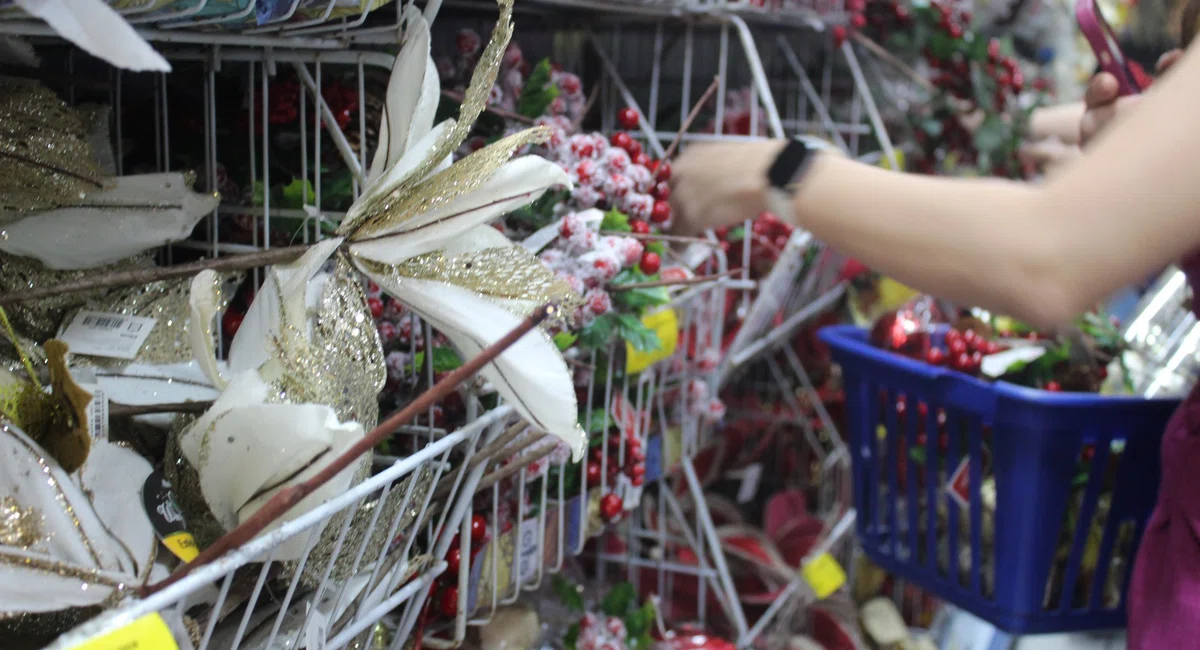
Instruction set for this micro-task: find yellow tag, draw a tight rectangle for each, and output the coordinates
[71,613,178,650]
[876,424,888,441]
[625,309,678,374]
[163,532,199,563]
[877,149,905,171]
[802,552,847,600]
[663,425,683,471]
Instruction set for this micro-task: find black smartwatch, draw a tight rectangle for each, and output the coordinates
[765,136,830,217]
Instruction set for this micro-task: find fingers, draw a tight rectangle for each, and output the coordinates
[1083,72,1119,109]
[1157,49,1183,75]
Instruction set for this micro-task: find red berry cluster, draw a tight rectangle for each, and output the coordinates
[713,212,795,279]
[257,79,301,127]
[321,80,360,131]
[927,328,1007,376]
[832,0,910,47]
[430,514,489,620]
[587,430,647,523]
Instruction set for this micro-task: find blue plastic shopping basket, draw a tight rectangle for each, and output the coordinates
[820,325,1179,634]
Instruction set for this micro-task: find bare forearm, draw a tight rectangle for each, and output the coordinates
[787,155,1068,325]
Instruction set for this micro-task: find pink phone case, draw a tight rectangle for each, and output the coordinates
[1076,0,1143,95]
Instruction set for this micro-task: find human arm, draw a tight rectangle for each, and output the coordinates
[669,45,1200,329]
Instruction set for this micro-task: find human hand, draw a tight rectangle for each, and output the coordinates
[667,140,785,235]
[1079,49,1182,146]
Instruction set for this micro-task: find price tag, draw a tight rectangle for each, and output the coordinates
[736,463,763,504]
[60,311,156,359]
[142,471,198,562]
[69,613,178,650]
[947,458,972,509]
[801,552,847,600]
[616,473,642,510]
[626,308,678,374]
[516,517,540,584]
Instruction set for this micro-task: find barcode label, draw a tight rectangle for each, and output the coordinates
[59,311,157,359]
[82,386,108,441]
[82,315,125,330]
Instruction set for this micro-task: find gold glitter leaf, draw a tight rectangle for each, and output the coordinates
[0,496,42,550]
[0,77,107,223]
[338,0,514,236]
[387,246,578,309]
[41,340,92,473]
[352,126,552,240]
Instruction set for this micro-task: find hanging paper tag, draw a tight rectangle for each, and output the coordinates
[616,473,642,510]
[801,552,847,600]
[626,308,678,374]
[736,463,763,504]
[142,470,198,562]
[946,458,972,509]
[516,516,540,584]
[60,311,156,359]
[69,612,179,650]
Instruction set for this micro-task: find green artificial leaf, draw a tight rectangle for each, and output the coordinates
[727,226,746,242]
[281,178,315,209]
[601,582,637,616]
[966,34,991,62]
[611,268,670,311]
[580,408,611,435]
[601,208,632,232]
[928,31,959,59]
[411,347,464,373]
[554,331,578,351]
[909,446,927,465]
[645,241,666,256]
[578,313,617,349]
[616,314,663,353]
[251,180,267,208]
[517,59,560,119]
[626,601,656,640]
[554,575,586,612]
[510,189,568,230]
[565,623,581,650]
[973,115,1007,154]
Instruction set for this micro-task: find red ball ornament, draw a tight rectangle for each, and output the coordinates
[639,251,662,275]
[653,181,671,201]
[633,152,651,167]
[629,219,651,234]
[650,200,671,223]
[618,107,640,130]
[600,493,623,522]
[437,586,459,618]
[1046,381,1063,392]
[626,139,643,157]
[610,132,634,151]
[850,13,867,28]
[470,514,487,545]
[587,462,602,486]
[445,547,462,575]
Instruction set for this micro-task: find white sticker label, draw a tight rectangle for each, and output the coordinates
[85,386,108,441]
[517,517,540,584]
[60,311,156,359]
[737,463,763,504]
[617,473,642,511]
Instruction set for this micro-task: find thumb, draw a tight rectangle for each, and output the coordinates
[1084,72,1120,109]
[1157,49,1183,75]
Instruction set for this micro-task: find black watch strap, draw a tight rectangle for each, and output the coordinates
[767,138,816,191]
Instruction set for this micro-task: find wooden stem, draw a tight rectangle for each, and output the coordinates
[139,303,555,597]
[600,230,716,245]
[662,76,722,162]
[109,401,214,418]
[850,32,935,93]
[609,269,738,291]
[0,245,309,306]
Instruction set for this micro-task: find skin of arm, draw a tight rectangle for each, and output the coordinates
[669,44,1200,329]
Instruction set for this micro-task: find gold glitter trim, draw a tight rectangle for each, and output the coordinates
[338,0,515,236]
[0,496,43,550]
[0,549,125,588]
[352,126,551,239]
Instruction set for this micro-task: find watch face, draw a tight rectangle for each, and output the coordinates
[768,139,814,189]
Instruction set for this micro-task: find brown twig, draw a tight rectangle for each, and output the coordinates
[609,268,738,291]
[0,245,308,306]
[109,401,214,418]
[571,86,601,133]
[140,303,556,597]
[850,32,935,93]
[441,89,535,125]
[600,230,716,245]
[662,76,722,162]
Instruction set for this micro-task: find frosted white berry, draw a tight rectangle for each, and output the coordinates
[585,288,613,315]
[604,147,631,172]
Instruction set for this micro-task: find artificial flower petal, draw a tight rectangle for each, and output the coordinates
[344,120,455,234]
[12,0,170,73]
[227,237,342,376]
[0,424,146,616]
[352,128,555,240]
[349,156,571,264]
[188,270,226,390]
[366,5,437,187]
[0,172,218,270]
[177,369,272,469]
[362,273,585,460]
